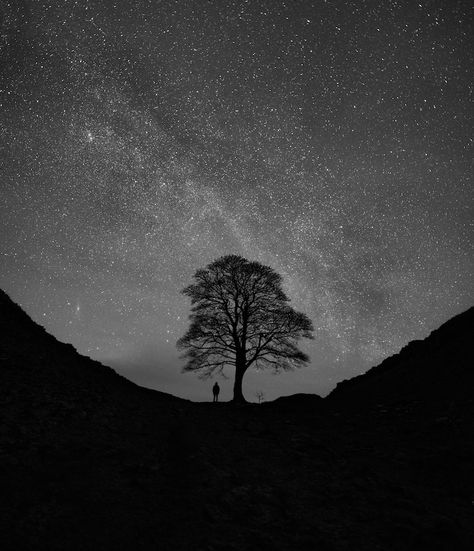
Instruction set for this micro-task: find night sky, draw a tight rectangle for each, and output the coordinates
[1,0,472,402]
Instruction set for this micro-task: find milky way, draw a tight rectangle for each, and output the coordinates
[1,0,472,401]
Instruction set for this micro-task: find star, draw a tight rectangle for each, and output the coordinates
[0,0,471,401]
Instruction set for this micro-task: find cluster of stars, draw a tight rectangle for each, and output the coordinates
[0,0,472,400]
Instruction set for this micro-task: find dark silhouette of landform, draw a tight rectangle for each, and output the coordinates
[0,288,473,550]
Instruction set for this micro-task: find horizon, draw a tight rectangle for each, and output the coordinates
[1,286,471,404]
[1,1,472,403]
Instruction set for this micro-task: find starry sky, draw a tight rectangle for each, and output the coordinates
[1,0,473,402]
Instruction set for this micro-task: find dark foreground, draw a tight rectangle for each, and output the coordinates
[0,290,473,550]
[1,390,473,550]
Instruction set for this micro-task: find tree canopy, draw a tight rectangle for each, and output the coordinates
[177,255,314,402]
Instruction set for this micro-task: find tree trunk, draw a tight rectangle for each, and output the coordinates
[232,362,246,403]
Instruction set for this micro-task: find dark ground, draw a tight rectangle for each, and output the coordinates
[1,290,473,550]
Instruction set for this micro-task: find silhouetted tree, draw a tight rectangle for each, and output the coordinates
[177,255,314,403]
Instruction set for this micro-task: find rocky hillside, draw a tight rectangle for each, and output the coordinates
[0,289,178,401]
[328,307,474,408]
[1,290,473,550]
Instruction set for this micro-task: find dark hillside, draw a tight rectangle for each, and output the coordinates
[328,307,474,408]
[1,290,473,550]
[0,289,186,549]
[0,289,179,400]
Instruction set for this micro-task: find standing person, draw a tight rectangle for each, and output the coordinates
[212,382,220,402]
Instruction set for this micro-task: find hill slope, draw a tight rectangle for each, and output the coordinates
[0,289,187,549]
[1,290,473,550]
[328,307,474,408]
[0,288,179,401]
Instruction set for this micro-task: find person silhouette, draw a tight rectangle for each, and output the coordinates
[212,382,220,402]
